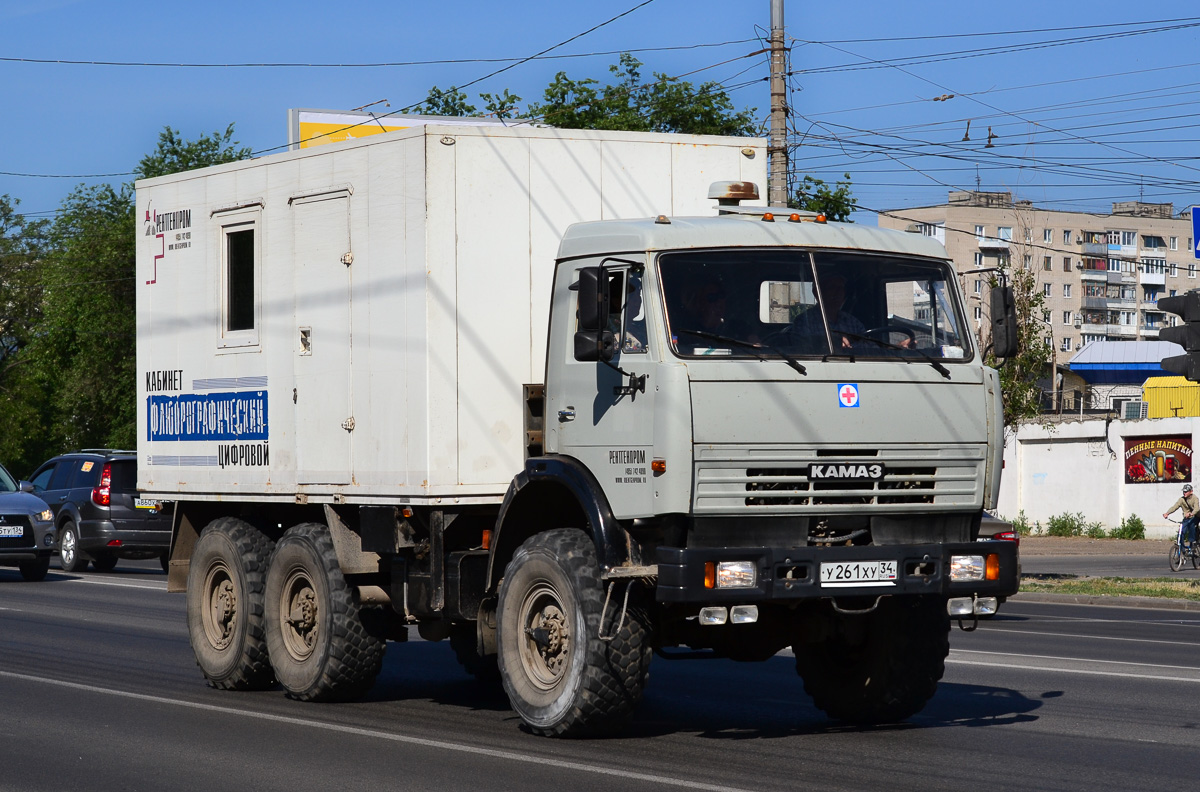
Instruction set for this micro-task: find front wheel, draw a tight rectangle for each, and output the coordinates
[1170,543,1185,572]
[19,556,50,582]
[497,528,651,737]
[795,596,949,724]
[264,522,385,702]
[59,521,88,573]
[186,517,275,690]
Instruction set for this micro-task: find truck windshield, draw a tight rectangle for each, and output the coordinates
[660,249,971,362]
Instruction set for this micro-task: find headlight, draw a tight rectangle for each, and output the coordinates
[36,509,53,522]
[716,561,757,588]
[950,554,985,582]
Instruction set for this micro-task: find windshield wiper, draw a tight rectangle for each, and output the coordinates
[835,331,952,379]
[678,329,807,376]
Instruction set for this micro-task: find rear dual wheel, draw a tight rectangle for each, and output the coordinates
[264,523,385,702]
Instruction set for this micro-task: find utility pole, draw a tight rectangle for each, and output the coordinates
[768,0,788,206]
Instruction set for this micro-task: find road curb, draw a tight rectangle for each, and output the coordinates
[1011,591,1200,611]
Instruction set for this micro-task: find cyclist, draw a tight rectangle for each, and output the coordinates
[1163,483,1199,546]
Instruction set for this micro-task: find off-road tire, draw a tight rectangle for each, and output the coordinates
[450,622,500,682]
[795,595,949,724]
[90,554,118,573]
[497,528,652,737]
[59,521,88,573]
[18,555,50,581]
[264,522,386,702]
[186,517,275,691]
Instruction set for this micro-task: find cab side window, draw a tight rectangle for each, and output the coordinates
[622,269,648,354]
[47,462,74,491]
[29,465,56,493]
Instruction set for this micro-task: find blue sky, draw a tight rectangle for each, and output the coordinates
[2,0,1199,224]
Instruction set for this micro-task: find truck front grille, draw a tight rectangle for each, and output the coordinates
[696,446,982,514]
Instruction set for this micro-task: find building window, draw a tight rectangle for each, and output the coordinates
[1043,229,1053,243]
[1170,289,1178,297]
[1064,230,1072,245]
[1063,257,1071,272]
[975,225,985,239]
[1171,236,1178,251]
[973,279,982,294]
[974,306,982,320]
[974,252,983,267]
[998,226,1013,241]
[1024,255,1032,268]
[1060,336,1072,352]
[1171,263,1178,277]
[1043,256,1052,271]
[1042,310,1051,323]
[1043,283,1051,297]
[1191,264,1197,279]
[1122,230,1136,246]
[1063,284,1072,298]
[1024,228,1032,243]
[1063,311,1071,325]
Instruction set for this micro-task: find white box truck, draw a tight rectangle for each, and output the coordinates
[137,124,1018,736]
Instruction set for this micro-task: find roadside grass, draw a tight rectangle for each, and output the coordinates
[1021,575,1200,602]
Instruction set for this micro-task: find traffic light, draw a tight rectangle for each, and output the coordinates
[1158,290,1200,381]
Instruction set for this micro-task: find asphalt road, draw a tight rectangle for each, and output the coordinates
[2,561,1199,792]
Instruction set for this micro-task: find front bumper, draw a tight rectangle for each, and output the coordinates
[656,541,1019,603]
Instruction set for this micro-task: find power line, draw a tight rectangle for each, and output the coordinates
[811,16,1200,44]
[0,38,753,69]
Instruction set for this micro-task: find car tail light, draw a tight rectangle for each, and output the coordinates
[92,462,112,506]
[993,530,1020,545]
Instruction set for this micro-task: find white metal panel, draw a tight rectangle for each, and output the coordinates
[600,141,672,219]
[293,195,353,484]
[424,136,460,487]
[454,135,531,486]
[529,136,603,379]
[670,143,760,213]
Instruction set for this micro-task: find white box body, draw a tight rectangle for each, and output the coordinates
[136,124,765,503]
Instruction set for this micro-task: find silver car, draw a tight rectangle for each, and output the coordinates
[0,462,56,581]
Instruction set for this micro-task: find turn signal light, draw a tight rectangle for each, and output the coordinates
[482,529,492,550]
[704,561,716,589]
[92,462,112,507]
[985,553,1000,581]
[651,458,666,475]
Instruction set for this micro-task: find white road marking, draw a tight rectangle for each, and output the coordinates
[948,648,1200,683]
[978,627,1200,648]
[63,577,166,591]
[0,670,755,792]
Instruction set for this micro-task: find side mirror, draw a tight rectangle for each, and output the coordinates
[18,480,34,493]
[572,266,609,331]
[990,285,1019,358]
[574,329,617,362]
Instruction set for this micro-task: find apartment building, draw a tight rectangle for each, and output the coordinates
[877,191,1196,371]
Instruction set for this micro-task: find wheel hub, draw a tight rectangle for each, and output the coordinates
[202,566,237,650]
[519,584,571,690]
[280,572,320,661]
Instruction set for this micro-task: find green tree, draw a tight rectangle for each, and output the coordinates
[13,125,252,466]
[135,124,250,180]
[413,86,478,117]
[0,195,49,469]
[528,54,757,136]
[790,173,856,222]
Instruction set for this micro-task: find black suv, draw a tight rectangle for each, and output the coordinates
[28,451,171,573]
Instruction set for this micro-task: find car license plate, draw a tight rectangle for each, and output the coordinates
[820,560,897,587]
[134,498,158,509]
[0,526,24,538]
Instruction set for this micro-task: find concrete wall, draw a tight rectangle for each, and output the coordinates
[997,416,1196,539]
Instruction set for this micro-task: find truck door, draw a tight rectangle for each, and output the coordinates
[549,264,657,518]
[292,193,353,485]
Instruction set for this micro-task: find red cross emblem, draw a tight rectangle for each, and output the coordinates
[838,384,859,407]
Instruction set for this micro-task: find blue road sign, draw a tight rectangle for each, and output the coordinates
[1193,206,1200,259]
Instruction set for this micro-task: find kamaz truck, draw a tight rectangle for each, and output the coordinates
[136,124,1019,736]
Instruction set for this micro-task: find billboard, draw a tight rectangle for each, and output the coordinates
[1124,436,1193,484]
[288,109,534,150]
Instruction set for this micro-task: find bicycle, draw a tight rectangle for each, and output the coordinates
[1168,516,1200,572]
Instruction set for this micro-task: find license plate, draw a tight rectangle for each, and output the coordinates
[134,498,159,509]
[820,560,898,587]
[0,526,24,538]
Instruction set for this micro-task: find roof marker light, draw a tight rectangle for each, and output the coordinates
[816,214,827,223]
[788,213,802,222]
[761,212,775,222]
[655,214,671,224]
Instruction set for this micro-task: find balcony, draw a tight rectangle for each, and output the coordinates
[1141,327,1160,338]
[1081,296,1108,310]
[977,237,1010,251]
[1109,243,1139,260]
[1080,321,1107,335]
[1080,268,1108,281]
[1107,297,1136,309]
[1082,242,1109,256]
[1108,324,1138,337]
[1140,270,1166,286]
